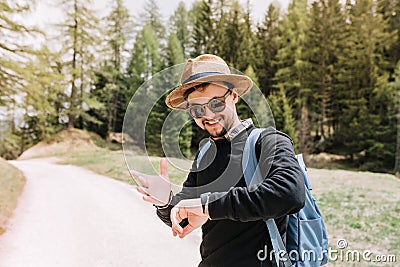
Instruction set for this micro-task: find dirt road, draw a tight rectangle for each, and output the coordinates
[0,158,201,267]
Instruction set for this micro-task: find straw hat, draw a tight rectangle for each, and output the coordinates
[165,54,253,110]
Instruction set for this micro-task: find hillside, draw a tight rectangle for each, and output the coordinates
[18,128,100,160]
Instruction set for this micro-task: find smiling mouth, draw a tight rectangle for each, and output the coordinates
[204,119,221,126]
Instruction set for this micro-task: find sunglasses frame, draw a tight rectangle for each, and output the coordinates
[187,90,232,119]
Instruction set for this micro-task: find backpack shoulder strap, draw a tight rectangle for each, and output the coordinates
[196,140,212,169]
[242,128,264,186]
[242,128,292,267]
[295,153,312,190]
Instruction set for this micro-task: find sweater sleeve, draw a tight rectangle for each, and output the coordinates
[207,130,305,221]
[155,162,198,227]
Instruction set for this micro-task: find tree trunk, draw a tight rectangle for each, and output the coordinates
[299,105,312,155]
[395,89,400,174]
[68,0,79,129]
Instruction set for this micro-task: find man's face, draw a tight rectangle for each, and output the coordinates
[187,83,239,138]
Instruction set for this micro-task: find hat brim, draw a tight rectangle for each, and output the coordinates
[165,74,253,110]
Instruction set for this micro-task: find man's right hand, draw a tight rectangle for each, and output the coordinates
[170,198,209,238]
[131,158,171,206]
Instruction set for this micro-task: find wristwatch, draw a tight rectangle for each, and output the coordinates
[200,192,211,215]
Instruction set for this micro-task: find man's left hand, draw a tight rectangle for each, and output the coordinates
[170,198,209,238]
[131,158,171,206]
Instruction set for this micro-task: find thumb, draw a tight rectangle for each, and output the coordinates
[180,224,196,238]
[160,158,168,179]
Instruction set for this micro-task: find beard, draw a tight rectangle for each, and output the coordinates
[203,115,229,138]
[207,127,227,138]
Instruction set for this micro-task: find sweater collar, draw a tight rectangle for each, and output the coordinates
[223,118,254,141]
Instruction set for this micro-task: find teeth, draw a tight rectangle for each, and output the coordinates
[206,120,219,125]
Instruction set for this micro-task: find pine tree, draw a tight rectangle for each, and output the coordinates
[237,65,259,122]
[273,0,311,153]
[125,0,168,156]
[21,47,65,140]
[57,0,102,129]
[159,41,192,158]
[334,0,396,168]
[140,23,165,155]
[170,1,191,58]
[254,3,281,96]
[237,0,256,72]
[189,0,214,56]
[104,0,133,71]
[303,0,347,150]
[0,1,41,105]
[273,0,310,106]
[377,0,400,74]
[124,29,147,150]
[268,85,298,152]
[88,0,133,137]
[215,0,241,67]
[394,61,400,174]
[141,0,166,39]
[166,34,185,66]
[0,2,71,157]
[216,0,255,72]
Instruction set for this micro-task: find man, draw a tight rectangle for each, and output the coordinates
[132,54,305,266]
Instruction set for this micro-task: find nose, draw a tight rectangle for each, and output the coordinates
[203,105,216,119]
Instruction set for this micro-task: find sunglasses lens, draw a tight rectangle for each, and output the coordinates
[189,105,205,119]
[209,99,225,112]
[187,91,229,118]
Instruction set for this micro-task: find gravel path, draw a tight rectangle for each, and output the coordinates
[0,158,201,267]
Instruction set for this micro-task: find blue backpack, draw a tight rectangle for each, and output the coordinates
[198,128,328,267]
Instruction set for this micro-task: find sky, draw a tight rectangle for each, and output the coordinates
[30,0,289,28]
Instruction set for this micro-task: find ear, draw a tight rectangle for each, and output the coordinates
[231,89,239,104]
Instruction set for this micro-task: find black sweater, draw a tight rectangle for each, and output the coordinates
[156,126,305,267]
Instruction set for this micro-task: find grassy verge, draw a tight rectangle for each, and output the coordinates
[0,158,26,235]
[59,148,190,187]
[60,149,131,183]
[309,168,400,266]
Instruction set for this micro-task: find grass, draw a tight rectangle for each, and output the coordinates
[308,168,400,266]
[0,158,26,235]
[59,148,191,189]
[60,149,131,183]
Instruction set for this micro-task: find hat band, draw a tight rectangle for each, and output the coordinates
[182,72,224,84]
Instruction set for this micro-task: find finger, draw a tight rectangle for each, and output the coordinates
[176,210,184,223]
[160,158,168,178]
[171,208,182,232]
[143,195,165,205]
[136,175,149,188]
[136,186,149,196]
[130,170,149,187]
[172,228,178,237]
[180,224,196,238]
[142,195,157,204]
[178,206,188,221]
[170,208,183,234]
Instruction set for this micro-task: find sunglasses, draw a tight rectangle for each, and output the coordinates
[187,90,232,119]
